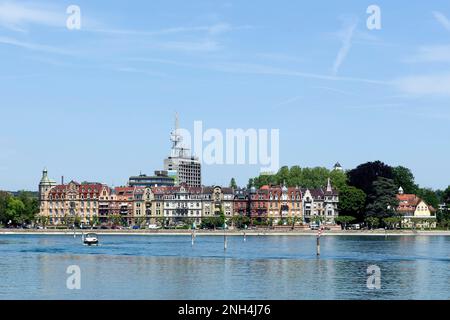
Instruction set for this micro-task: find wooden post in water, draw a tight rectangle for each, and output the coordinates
[316,235,320,256]
[224,234,228,251]
[243,232,246,242]
[191,230,195,246]
[316,228,322,256]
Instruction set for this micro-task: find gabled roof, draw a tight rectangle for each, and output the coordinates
[397,194,436,213]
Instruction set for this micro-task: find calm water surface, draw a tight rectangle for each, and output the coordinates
[0,234,449,300]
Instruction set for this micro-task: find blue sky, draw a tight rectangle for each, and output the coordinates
[1,0,450,191]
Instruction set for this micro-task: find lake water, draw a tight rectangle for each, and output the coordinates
[0,234,449,300]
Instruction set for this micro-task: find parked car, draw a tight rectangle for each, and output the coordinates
[148,224,160,230]
[132,225,140,230]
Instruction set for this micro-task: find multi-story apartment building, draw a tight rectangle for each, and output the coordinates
[202,186,234,218]
[159,185,204,225]
[39,169,338,227]
[302,179,339,224]
[265,184,303,223]
[233,188,250,217]
[39,169,105,225]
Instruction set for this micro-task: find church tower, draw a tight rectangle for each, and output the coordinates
[39,168,56,200]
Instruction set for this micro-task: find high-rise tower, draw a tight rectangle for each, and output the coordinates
[164,113,202,187]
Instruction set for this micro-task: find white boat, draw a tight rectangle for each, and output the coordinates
[83,233,99,246]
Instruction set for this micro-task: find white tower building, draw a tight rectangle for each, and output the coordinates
[163,113,202,187]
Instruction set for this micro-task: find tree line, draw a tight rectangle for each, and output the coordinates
[0,191,39,227]
[240,161,450,229]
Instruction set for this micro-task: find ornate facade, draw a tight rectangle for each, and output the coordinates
[38,169,339,226]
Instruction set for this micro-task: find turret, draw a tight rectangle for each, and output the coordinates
[39,168,56,200]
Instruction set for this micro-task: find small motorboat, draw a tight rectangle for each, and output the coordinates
[83,233,99,246]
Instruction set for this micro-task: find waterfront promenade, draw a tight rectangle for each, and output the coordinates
[1,228,449,236]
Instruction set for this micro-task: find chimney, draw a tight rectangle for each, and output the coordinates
[62,176,64,185]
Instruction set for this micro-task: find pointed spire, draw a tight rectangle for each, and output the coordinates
[326,178,332,192]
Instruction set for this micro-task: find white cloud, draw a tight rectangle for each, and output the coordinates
[432,11,450,31]
[332,21,357,76]
[0,36,72,54]
[149,40,221,52]
[0,1,64,31]
[209,62,390,86]
[406,44,450,63]
[87,23,248,37]
[393,74,450,96]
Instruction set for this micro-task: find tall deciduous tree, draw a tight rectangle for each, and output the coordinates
[335,216,356,229]
[365,177,399,219]
[392,166,418,194]
[338,186,367,222]
[417,188,439,210]
[6,197,26,224]
[442,186,450,204]
[329,170,348,191]
[0,191,11,225]
[252,165,339,189]
[348,161,394,197]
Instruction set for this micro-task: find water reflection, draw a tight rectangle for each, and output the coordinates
[0,235,449,299]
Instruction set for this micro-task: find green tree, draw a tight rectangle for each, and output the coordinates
[276,166,290,185]
[365,177,399,219]
[382,216,402,229]
[417,188,440,210]
[288,166,303,186]
[0,191,12,225]
[6,197,26,225]
[437,209,450,228]
[111,214,123,226]
[335,216,356,229]
[252,165,338,189]
[348,161,394,197]
[74,216,81,227]
[364,216,380,229]
[247,178,254,189]
[91,215,99,227]
[442,186,450,204]
[231,215,250,229]
[392,166,418,194]
[338,186,366,222]
[16,191,39,224]
[229,178,238,189]
[329,169,348,191]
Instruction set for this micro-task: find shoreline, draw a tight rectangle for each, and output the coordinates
[1,228,450,236]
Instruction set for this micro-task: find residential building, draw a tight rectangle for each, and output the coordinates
[39,169,104,225]
[38,169,338,227]
[397,187,436,228]
[265,184,303,224]
[128,171,175,187]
